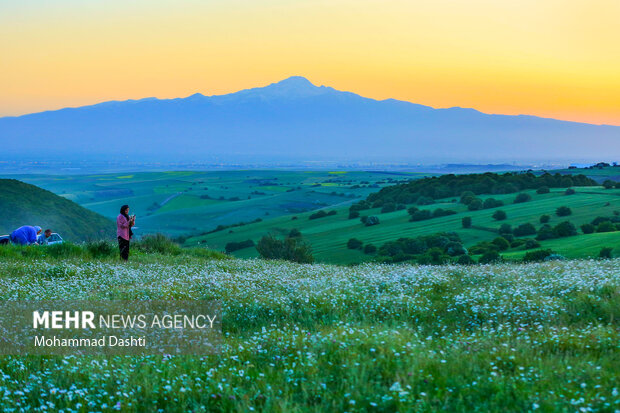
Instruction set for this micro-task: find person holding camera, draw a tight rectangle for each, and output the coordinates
[117,204,135,261]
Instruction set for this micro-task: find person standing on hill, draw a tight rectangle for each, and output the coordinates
[10,225,42,245]
[117,205,135,261]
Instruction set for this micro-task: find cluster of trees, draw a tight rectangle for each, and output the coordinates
[602,180,620,189]
[346,238,377,254]
[225,239,255,253]
[407,206,456,222]
[309,210,337,220]
[375,232,471,265]
[351,172,595,210]
[580,216,620,234]
[255,234,314,264]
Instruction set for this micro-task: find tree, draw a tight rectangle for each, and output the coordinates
[536,186,550,194]
[565,188,575,195]
[363,244,377,254]
[256,234,314,263]
[492,210,507,221]
[479,250,501,264]
[536,224,555,240]
[348,210,360,219]
[552,221,577,238]
[361,216,380,226]
[347,238,364,250]
[462,216,472,228]
[457,254,474,265]
[514,193,531,204]
[467,198,483,211]
[288,228,302,238]
[602,180,615,189]
[599,247,613,259]
[596,221,616,233]
[540,214,550,224]
[580,223,595,234]
[513,223,537,236]
[483,198,503,209]
[524,239,541,249]
[556,206,572,217]
[499,223,512,235]
[492,237,510,251]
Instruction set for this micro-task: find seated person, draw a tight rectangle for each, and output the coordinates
[9,225,42,246]
[38,229,53,245]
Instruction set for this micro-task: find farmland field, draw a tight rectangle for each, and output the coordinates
[7,166,620,265]
[0,251,618,412]
[14,171,424,237]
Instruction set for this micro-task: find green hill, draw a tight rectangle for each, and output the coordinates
[0,179,115,241]
[188,184,620,264]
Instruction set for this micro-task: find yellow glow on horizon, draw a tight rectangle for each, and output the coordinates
[1,0,619,125]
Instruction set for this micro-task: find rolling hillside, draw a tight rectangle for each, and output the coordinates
[0,179,115,241]
[188,184,620,264]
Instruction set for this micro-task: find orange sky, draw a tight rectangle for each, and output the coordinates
[1,0,619,125]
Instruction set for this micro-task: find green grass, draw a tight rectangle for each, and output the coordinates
[0,252,618,411]
[12,171,423,237]
[190,186,620,264]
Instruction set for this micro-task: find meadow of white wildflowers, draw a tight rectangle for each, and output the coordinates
[0,256,618,412]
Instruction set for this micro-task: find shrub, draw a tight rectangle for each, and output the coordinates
[602,180,615,189]
[225,239,255,253]
[553,221,577,238]
[409,210,432,222]
[492,237,510,251]
[417,196,434,205]
[135,234,182,255]
[483,198,504,209]
[492,210,507,221]
[499,223,512,235]
[363,244,377,254]
[432,208,457,218]
[309,210,336,220]
[599,247,613,259]
[361,216,380,226]
[565,188,575,195]
[513,223,537,237]
[596,221,616,233]
[539,214,551,224]
[467,198,483,211]
[460,191,476,204]
[514,193,531,204]
[556,206,572,216]
[456,254,474,265]
[524,239,541,249]
[536,225,555,241]
[536,186,550,194]
[86,240,116,259]
[348,210,360,219]
[580,223,595,234]
[347,238,364,250]
[462,217,472,228]
[479,250,501,264]
[381,203,396,213]
[256,234,313,263]
[288,229,302,238]
[445,241,467,256]
[523,249,553,262]
[511,239,526,248]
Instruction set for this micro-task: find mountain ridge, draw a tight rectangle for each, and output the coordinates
[1,76,618,163]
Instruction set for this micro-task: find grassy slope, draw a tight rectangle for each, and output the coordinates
[0,253,618,411]
[190,186,620,263]
[0,179,115,241]
[14,171,425,237]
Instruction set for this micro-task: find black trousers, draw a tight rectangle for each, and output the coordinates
[118,236,130,261]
